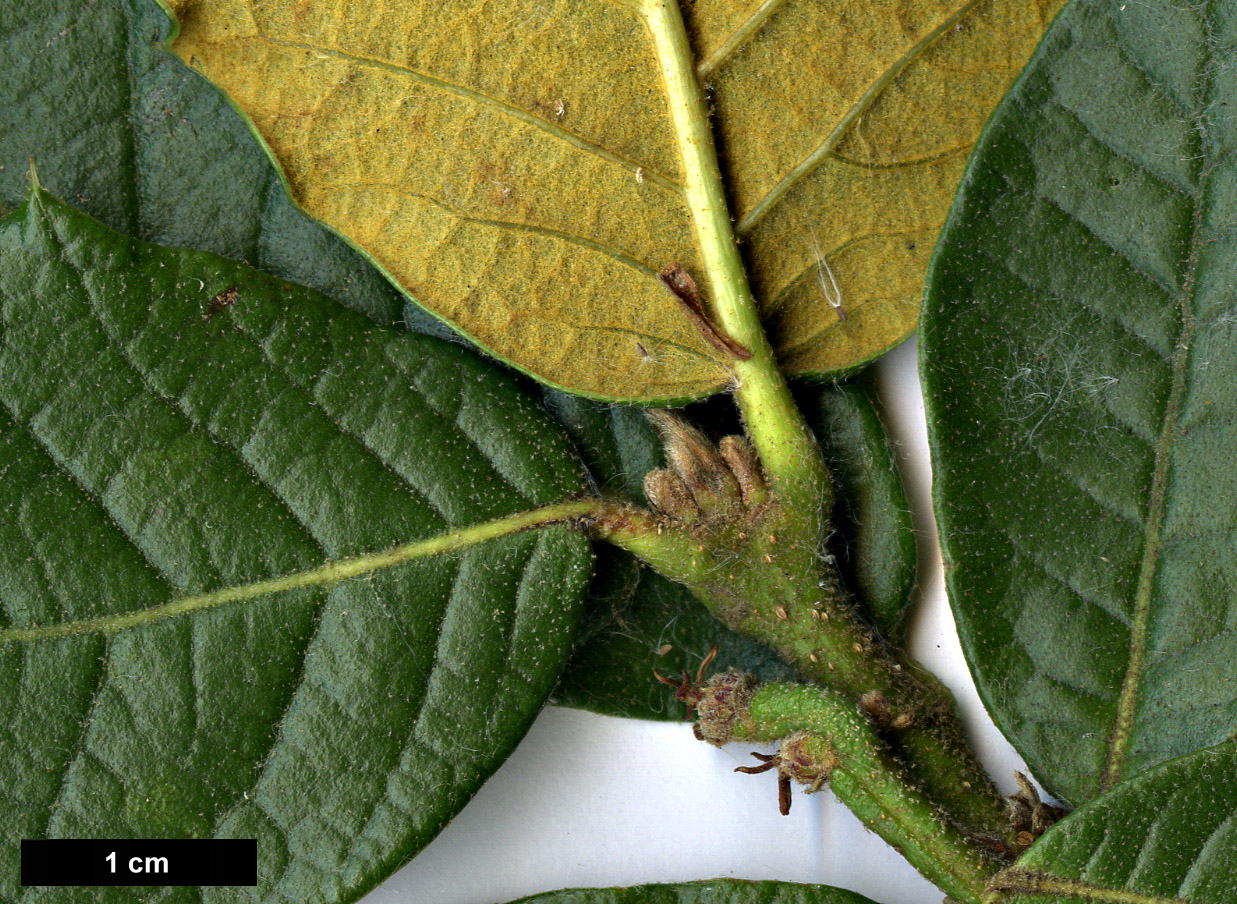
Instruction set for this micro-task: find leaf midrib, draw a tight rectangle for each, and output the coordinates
[988,870,1194,904]
[0,502,600,644]
[1100,6,1215,791]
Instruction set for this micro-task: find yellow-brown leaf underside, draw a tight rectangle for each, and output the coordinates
[168,0,1062,401]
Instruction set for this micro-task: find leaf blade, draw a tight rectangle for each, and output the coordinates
[922,0,1237,804]
[163,0,1062,399]
[0,187,593,904]
[0,0,416,330]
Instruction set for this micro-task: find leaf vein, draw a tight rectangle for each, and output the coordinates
[211,592,329,842]
[696,0,789,79]
[1047,97,1195,198]
[237,321,453,528]
[1035,191,1178,299]
[736,0,986,233]
[13,397,183,603]
[324,180,661,282]
[976,243,1173,369]
[1114,26,1197,119]
[988,869,1193,903]
[1000,522,1134,632]
[1103,3,1219,791]
[766,229,929,318]
[239,24,681,194]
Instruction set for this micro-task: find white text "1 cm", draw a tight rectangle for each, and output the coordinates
[105,852,168,874]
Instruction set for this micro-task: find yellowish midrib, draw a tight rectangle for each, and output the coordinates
[987,870,1192,904]
[226,25,682,194]
[1101,22,1216,790]
[0,501,602,644]
[735,0,986,235]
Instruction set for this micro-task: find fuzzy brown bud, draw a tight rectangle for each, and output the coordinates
[645,411,742,508]
[643,469,700,524]
[718,435,766,506]
[693,670,758,746]
[778,729,840,793]
[1006,771,1068,849]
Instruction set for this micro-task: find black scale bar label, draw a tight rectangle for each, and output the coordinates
[21,839,257,887]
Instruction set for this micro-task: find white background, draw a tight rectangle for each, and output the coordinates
[360,337,1034,904]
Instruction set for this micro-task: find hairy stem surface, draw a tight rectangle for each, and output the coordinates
[728,682,1001,904]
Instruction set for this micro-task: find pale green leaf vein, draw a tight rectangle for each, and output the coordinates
[0,501,601,644]
[987,870,1192,904]
[1100,7,1217,791]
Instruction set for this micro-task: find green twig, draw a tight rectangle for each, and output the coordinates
[641,0,830,531]
[713,680,1002,904]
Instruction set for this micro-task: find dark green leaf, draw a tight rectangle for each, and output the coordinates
[508,879,881,904]
[802,378,917,638]
[989,742,1237,903]
[922,0,1237,804]
[540,392,666,505]
[0,187,592,904]
[0,0,422,331]
[552,379,916,720]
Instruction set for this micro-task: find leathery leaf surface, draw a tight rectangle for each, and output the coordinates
[507,879,881,904]
[166,0,1061,400]
[0,187,593,903]
[988,742,1237,904]
[923,0,1237,805]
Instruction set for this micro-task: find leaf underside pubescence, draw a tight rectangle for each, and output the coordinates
[923,0,1237,805]
[161,0,1062,400]
[0,188,593,904]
